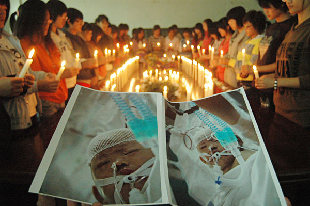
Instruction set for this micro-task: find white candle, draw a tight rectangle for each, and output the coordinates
[157,42,160,47]
[253,65,259,79]
[197,45,202,56]
[112,49,116,56]
[211,47,214,63]
[135,85,140,92]
[163,86,168,99]
[143,43,146,48]
[220,50,224,58]
[19,48,35,78]
[94,50,98,66]
[105,80,110,90]
[75,53,80,68]
[172,55,176,60]
[56,61,66,80]
[202,49,206,55]
[187,40,190,45]
[209,45,212,54]
[116,43,120,49]
[242,48,246,66]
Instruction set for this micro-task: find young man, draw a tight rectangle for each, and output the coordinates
[88,128,161,204]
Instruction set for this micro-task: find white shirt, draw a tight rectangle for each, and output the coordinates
[51,29,81,88]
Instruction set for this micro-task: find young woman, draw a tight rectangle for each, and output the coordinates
[256,0,310,204]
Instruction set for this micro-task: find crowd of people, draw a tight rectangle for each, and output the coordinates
[0,0,309,205]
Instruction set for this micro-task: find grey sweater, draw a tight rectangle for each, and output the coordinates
[274,18,310,127]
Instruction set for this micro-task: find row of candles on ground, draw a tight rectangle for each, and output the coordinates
[142,69,180,83]
[180,56,214,98]
[104,56,140,91]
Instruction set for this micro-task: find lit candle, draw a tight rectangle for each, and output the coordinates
[19,48,35,78]
[159,77,162,81]
[105,80,110,90]
[242,48,246,66]
[211,47,214,63]
[164,76,168,81]
[169,43,173,48]
[111,84,116,91]
[157,42,160,47]
[172,54,176,60]
[191,45,194,51]
[112,49,116,56]
[104,48,108,57]
[130,41,133,46]
[202,49,206,55]
[75,53,80,68]
[143,43,146,48]
[135,85,140,92]
[220,50,224,58]
[116,43,120,49]
[56,60,66,80]
[163,86,168,99]
[163,53,167,58]
[94,50,98,66]
[197,45,201,56]
[209,45,212,54]
[187,40,190,45]
[183,44,187,48]
[108,50,112,57]
[253,65,259,79]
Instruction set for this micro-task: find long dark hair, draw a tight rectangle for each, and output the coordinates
[15,0,47,44]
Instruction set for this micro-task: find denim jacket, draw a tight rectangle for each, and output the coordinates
[0,31,46,130]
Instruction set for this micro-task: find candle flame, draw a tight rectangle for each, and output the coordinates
[183,44,187,48]
[28,49,35,59]
[116,43,120,48]
[76,53,80,59]
[61,60,66,67]
[242,48,245,54]
[221,50,223,55]
[130,41,133,46]
[191,45,194,50]
[94,50,98,57]
[197,45,200,50]
[163,54,167,58]
[172,55,176,59]
[163,86,168,92]
[157,42,160,46]
[169,43,173,47]
[187,40,190,45]
[143,43,146,47]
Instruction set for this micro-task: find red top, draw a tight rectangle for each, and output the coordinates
[21,38,67,104]
[202,33,213,51]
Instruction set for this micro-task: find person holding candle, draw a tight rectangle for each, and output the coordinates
[255,0,310,204]
[164,26,180,55]
[47,0,81,104]
[216,18,232,82]
[236,10,267,87]
[132,28,147,62]
[96,14,114,51]
[17,0,75,118]
[202,19,213,51]
[224,6,249,88]
[147,25,164,55]
[65,8,98,88]
[179,28,192,57]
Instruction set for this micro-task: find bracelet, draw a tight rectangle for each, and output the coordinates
[274,78,278,90]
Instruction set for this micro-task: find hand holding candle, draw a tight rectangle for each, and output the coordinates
[56,61,66,80]
[163,86,168,99]
[19,48,35,78]
[253,65,259,79]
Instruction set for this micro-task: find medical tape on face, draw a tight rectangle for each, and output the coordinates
[94,157,155,204]
[189,102,244,164]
